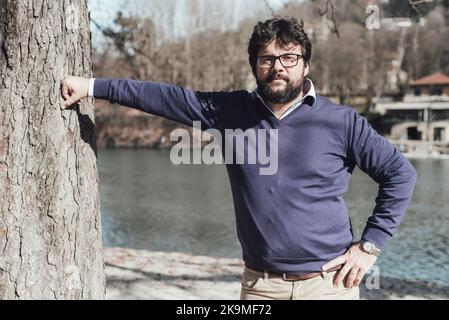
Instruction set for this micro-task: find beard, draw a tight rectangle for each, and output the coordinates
[257,73,304,104]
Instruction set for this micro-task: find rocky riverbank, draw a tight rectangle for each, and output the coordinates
[104,247,449,300]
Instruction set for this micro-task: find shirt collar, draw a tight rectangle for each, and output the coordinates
[251,78,316,108]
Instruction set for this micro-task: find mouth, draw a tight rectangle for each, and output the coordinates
[268,75,288,83]
[269,79,287,86]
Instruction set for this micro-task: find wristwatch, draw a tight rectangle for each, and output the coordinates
[361,241,381,256]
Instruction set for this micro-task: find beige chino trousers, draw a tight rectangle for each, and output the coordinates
[240,265,360,300]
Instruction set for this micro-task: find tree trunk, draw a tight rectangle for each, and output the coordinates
[0,0,105,299]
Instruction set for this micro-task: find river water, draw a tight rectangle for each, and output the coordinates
[98,149,449,286]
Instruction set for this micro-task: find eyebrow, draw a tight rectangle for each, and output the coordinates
[258,51,302,56]
[258,46,303,56]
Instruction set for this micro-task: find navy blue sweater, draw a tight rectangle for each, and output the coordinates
[94,79,417,274]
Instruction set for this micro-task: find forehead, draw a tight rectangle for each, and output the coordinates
[258,39,302,55]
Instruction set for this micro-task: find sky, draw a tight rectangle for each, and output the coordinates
[88,0,292,48]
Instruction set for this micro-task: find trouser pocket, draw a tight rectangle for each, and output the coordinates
[241,266,265,289]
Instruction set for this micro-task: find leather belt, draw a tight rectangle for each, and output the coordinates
[245,264,343,281]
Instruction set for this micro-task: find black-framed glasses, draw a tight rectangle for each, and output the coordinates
[256,54,303,69]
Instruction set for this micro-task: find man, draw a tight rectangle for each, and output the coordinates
[60,17,417,300]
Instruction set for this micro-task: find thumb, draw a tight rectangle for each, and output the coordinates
[61,94,80,109]
[322,254,346,271]
[61,81,70,100]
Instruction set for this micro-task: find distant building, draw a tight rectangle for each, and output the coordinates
[381,17,427,31]
[410,72,449,97]
[374,72,449,158]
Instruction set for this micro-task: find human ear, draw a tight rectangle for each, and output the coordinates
[304,63,310,77]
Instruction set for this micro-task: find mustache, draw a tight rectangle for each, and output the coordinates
[267,73,289,82]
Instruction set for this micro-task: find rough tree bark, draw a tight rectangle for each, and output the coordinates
[0,0,105,299]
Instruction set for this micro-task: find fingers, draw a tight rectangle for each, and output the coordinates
[322,255,346,272]
[352,268,366,288]
[60,77,89,109]
[60,79,73,109]
[326,243,376,289]
[61,81,70,100]
[60,78,81,109]
[333,263,351,288]
[61,94,81,109]
[344,267,361,288]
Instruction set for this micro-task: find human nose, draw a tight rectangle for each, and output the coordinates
[272,57,286,71]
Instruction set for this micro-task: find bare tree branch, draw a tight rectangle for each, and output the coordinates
[263,0,276,16]
[91,17,153,60]
[408,0,434,15]
[318,0,329,15]
[262,0,289,16]
[318,0,340,38]
[279,0,289,9]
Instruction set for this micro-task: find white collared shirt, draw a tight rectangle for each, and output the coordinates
[252,78,316,119]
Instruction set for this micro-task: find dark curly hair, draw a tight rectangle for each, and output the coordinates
[248,17,312,74]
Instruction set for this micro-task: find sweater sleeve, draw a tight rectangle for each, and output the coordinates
[348,111,417,250]
[93,78,228,130]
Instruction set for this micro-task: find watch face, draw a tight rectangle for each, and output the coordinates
[363,242,374,253]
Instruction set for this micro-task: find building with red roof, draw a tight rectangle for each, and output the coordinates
[374,72,449,158]
[410,72,449,96]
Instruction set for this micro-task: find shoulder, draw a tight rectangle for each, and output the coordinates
[313,95,360,127]
[315,95,357,115]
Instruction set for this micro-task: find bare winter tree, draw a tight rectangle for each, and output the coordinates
[0,0,105,299]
